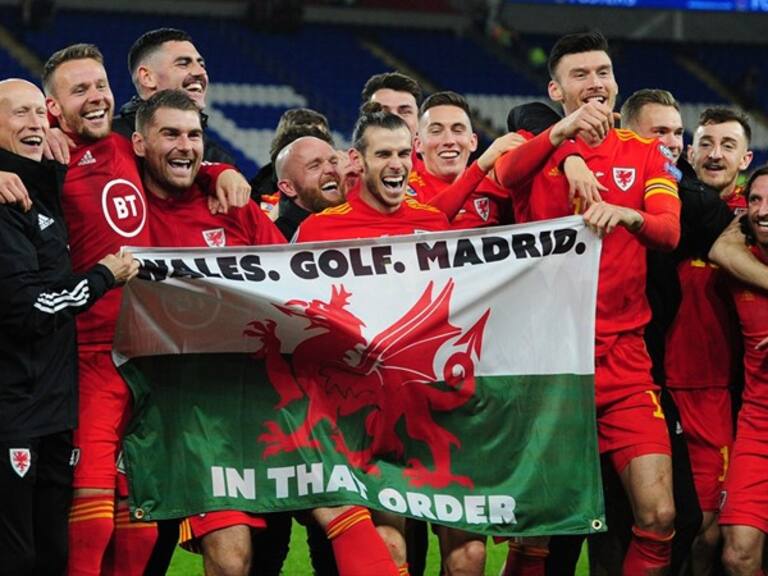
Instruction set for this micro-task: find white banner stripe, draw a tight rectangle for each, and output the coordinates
[114,217,601,377]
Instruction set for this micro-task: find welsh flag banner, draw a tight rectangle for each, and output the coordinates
[114,215,605,536]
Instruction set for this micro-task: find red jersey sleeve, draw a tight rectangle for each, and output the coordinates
[426,161,485,219]
[635,143,681,251]
[495,127,581,191]
[194,162,238,195]
[244,201,286,245]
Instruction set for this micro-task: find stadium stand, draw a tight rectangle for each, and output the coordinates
[0,7,764,171]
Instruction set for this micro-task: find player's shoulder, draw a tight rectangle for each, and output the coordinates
[408,170,427,189]
[313,202,354,218]
[403,197,442,214]
[614,128,655,146]
[614,128,676,164]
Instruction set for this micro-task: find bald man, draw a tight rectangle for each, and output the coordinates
[0,79,135,575]
[274,135,346,240]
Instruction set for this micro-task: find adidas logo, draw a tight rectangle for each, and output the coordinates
[77,150,96,166]
[38,213,54,231]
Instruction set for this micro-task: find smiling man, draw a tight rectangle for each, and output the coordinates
[294,112,488,576]
[688,108,753,203]
[131,89,284,576]
[720,165,768,576]
[495,31,682,575]
[409,91,523,229]
[112,27,235,165]
[42,43,249,576]
[0,78,136,576]
[296,111,448,243]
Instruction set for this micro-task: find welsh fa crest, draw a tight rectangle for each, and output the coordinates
[202,228,226,247]
[474,197,490,222]
[612,167,636,192]
[10,448,31,478]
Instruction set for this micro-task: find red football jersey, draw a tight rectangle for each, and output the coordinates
[63,133,152,346]
[63,132,235,345]
[408,161,511,229]
[523,129,680,354]
[147,184,284,248]
[295,193,449,243]
[730,246,768,438]
[665,192,746,389]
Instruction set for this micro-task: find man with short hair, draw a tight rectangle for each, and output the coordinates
[42,42,249,576]
[112,27,235,165]
[0,78,136,576]
[42,44,160,576]
[660,106,753,574]
[296,111,486,576]
[409,90,524,229]
[361,72,422,138]
[719,165,768,575]
[496,31,681,574]
[131,89,284,576]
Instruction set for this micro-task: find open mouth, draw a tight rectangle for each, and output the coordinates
[438,150,461,160]
[184,78,206,95]
[320,178,340,195]
[168,158,194,174]
[20,135,43,147]
[83,108,108,121]
[583,95,607,105]
[703,162,725,172]
[382,175,405,191]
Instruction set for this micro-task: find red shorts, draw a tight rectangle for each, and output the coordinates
[669,388,733,511]
[719,438,768,533]
[73,348,133,491]
[180,511,266,552]
[595,333,670,473]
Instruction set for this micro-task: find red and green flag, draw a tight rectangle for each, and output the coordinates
[114,216,605,536]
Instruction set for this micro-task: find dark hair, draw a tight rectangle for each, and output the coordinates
[128,28,193,79]
[270,124,334,166]
[42,43,104,95]
[275,108,329,135]
[419,91,471,120]
[698,107,752,145]
[135,89,200,134]
[360,72,422,104]
[547,30,610,79]
[352,111,408,155]
[742,165,768,243]
[621,89,679,128]
[506,101,561,135]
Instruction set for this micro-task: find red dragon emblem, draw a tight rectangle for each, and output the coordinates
[612,167,636,192]
[10,448,31,478]
[244,280,489,489]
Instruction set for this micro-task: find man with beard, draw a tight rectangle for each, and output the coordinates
[495,31,681,574]
[274,135,346,240]
[296,112,486,576]
[719,165,768,575]
[0,78,137,576]
[113,27,236,167]
[662,106,753,575]
[42,43,249,576]
[131,89,284,576]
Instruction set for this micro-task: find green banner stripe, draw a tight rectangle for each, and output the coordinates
[120,354,604,536]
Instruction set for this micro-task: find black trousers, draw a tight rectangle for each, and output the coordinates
[0,430,75,576]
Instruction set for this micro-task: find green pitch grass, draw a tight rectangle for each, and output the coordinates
[167,521,590,575]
